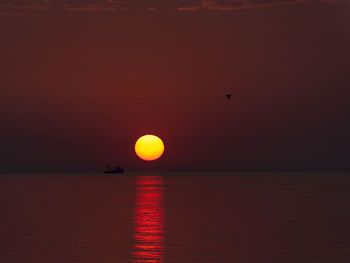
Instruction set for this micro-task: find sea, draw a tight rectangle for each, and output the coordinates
[1,172,350,263]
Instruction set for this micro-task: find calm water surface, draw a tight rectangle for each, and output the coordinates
[1,172,350,263]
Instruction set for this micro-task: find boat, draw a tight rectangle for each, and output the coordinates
[103,166,124,174]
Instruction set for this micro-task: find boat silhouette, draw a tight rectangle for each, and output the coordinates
[103,165,124,174]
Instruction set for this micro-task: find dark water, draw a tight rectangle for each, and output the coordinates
[1,172,350,263]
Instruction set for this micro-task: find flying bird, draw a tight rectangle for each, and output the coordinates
[226,94,232,100]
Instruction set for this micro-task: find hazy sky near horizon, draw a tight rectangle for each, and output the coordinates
[0,1,349,172]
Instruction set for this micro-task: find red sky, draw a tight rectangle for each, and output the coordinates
[0,1,349,172]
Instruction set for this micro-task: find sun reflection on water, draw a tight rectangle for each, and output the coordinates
[133,176,164,263]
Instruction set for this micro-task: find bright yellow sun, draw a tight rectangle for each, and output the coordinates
[135,135,164,161]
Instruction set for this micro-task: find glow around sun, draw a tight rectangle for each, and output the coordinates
[135,135,164,161]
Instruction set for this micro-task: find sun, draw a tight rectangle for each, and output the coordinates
[135,135,165,161]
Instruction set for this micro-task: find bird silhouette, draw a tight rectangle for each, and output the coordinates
[226,94,232,100]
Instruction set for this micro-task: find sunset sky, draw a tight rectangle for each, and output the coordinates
[0,0,349,172]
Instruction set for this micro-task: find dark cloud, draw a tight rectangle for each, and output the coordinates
[0,0,343,14]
